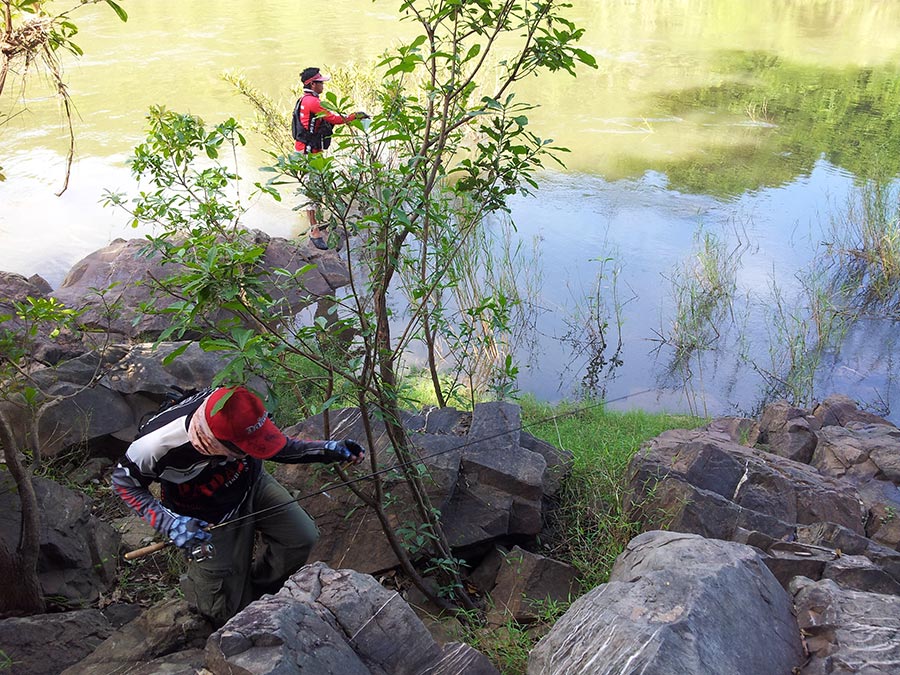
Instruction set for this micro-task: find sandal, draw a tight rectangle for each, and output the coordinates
[310,235,328,251]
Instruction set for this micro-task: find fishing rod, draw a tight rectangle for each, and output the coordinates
[124,387,658,560]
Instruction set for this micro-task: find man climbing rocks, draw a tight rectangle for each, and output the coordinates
[111,385,366,626]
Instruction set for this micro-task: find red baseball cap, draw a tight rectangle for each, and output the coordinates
[205,387,286,459]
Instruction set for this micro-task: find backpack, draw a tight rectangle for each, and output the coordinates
[136,386,212,434]
[291,95,334,151]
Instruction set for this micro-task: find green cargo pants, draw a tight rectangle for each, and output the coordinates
[181,471,319,626]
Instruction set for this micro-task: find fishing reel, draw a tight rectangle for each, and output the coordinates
[188,541,215,562]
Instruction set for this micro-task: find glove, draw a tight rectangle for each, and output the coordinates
[167,515,212,549]
[323,439,366,464]
[353,111,370,120]
[343,439,365,463]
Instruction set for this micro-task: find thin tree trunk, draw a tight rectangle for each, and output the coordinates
[0,412,45,615]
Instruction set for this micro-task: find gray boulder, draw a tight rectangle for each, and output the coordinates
[823,553,900,595]
[626,413,900,602]
[206,562,498,674]
[15,340,266,457]
[528,531,802,675]
[703,416,760,446]
[60,598,212,675]
[428,402,546,547]
[792,576,900,674]
[811,423,900,483]
[857,478,900,549]
[473,546,580,625]
[808,423,900,550]
[813,394,896,429]
[628,427,865,541]
[52,232,350,340]
[277,403,569,574]
[0,473,119,607]
[758,399,820,463]
[0,609,115,675]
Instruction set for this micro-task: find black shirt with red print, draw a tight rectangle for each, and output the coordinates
[112,389,341,538]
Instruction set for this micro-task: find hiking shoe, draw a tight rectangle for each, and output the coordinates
[310,236,328,251]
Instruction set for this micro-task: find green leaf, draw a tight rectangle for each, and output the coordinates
[161,342,191,365]
[572,48,597,68]
[104,0,129,22]
[209,389,234,416]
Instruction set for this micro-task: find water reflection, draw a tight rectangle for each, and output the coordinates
[647,53,900,197]
[3,0,900,421]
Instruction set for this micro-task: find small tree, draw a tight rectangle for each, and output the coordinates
[108,0,594,614]
[0,296,110,615]
[0,0,127,189]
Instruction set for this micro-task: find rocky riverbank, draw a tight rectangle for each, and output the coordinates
[1,238,899,674]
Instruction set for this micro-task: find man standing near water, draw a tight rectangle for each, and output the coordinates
[293,66,368,250]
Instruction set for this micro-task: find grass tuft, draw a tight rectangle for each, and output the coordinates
[521,396,704,589]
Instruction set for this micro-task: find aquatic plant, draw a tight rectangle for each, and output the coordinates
[654,224,747,415]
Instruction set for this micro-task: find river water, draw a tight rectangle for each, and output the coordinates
[3,0,900,420]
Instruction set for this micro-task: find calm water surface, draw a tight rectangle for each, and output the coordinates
[3,1,900,419]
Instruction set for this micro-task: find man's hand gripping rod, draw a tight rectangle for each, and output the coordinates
[124,523,216,561]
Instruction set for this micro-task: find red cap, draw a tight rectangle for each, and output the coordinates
[205,387,286,459]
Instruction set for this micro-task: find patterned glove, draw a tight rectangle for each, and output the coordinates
[167,515,212,549]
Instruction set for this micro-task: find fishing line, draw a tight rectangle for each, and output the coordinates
[206,387,658,536]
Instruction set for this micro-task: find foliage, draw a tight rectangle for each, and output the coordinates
[521,397,704,589]
[108,0,594,615]
[653,225,746,416]
[560,255,627,400]
[824,176,900,313]
[452,598,567,675]
[0,0,128,190]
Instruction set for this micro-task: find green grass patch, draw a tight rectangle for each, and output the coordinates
[521,396,705,589]
[443,398,703,675]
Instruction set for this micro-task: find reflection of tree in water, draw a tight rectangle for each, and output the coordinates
[559,257,629,400]
[640,52,900,198]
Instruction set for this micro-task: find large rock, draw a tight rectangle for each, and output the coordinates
[0,473,119,607]
[528,531,803,675]
[206,562,498,674]
[60,598,212,675]
[429,402,546,548]
[0,271,84,363]
[813,394,896,429]
[52,232,350,340]
[792,576,900,674]
[476,546,580,625]
[857,478,900,549]
[0,609,114,675]
[277,403,568,574]
[13,340,267,456]
[628,427,866,541]
[758,399,820,463]
[811,423,900,483]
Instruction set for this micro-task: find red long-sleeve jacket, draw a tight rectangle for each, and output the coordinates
[294,89,357,154]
